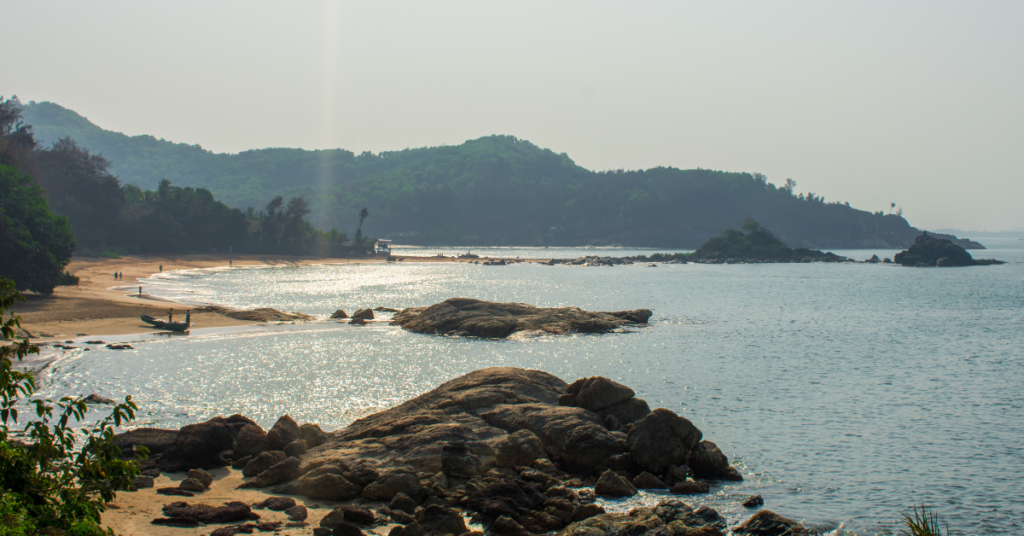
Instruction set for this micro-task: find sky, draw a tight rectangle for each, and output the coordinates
[3,1,1023,232]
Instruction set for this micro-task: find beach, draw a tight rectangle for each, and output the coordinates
[12,253,516,340]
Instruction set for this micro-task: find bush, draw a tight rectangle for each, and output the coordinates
[58,271,80,286]
[900,504,948,536]
[0,278,144,535]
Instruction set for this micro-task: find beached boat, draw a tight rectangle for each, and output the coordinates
[140,311,191,332]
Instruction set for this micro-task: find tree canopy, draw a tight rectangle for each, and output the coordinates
[20,99,922,248]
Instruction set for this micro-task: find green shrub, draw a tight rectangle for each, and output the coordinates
[900,504,948,536]
[0,278,144,535]
[58,271,80,286]
[100,251,120,259]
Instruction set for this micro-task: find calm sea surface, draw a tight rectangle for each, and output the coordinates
[36,241,1024,535]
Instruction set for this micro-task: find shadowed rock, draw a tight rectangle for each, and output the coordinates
[733,510,811,535]
[391,298,652,338]
[627,409,703,474]
[265,415,301,451]
[158,417,237,472]
[161,501,258,524]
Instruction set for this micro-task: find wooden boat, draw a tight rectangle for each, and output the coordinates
[141,311,191,332]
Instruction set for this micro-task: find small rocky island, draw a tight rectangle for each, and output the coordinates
[634,222,850,264]
[390,298,652,338]
[894,232,1004,267]
[114,368,812,535]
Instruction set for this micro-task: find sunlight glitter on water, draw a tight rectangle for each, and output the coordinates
[37,242,1024,535]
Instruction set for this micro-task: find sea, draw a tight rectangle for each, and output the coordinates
[32,240,1024,535]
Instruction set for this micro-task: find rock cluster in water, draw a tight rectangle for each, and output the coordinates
[114,368,813,535]
[894,232,1004,267]
[390,298,652,338]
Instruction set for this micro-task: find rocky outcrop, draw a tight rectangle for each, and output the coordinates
[158,416,260,472]
[391,298,652,338]
[558,500,725,536]
[733,510,812,535]
[199,305,312,322]
[895,232,1004,267]
[352,309,375,321]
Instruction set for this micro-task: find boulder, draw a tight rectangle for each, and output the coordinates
[330,309,349,319]
[568,377,635,411]
[390,492,419,514]
[284,439,308,458]
[161,501,257,524]
[265,415,301,451]
[158,417,237,472]
[285,504,308,521]
[632,471,667,489]
[663,465,692,486]
[489,516,529,536]
[337,504,376,525]
[594,469,638,497]
[466,479,546,519]
[232,455,252,469]
[488,429,545,467]
[627,409,703,473]
[599,398,652,428]
[742,495,764,508]
[84,393,115,404]
[254,497,296,510]
[572,504,606,521]
[362,469,420,501]
[274,469,362,501]
[670,479,709,495]
[186,469,213,488]
[417,504,468,536]
[300,423,331,448]
[242,457,300,487]
[391,298,652,338]
[352,309,375,320]
[332,520,365,536]
[179,478,207,492]
[232,424,267,460]
[114,427,178,457]
[733,510,811,535]
[688,441,728,479]
[243,451,288,477]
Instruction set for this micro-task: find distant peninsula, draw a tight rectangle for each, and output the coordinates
[18,99,970,250]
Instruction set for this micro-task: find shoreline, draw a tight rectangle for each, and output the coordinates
[11,253,545,342]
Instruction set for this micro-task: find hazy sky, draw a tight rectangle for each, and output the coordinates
[3,1,1022,231]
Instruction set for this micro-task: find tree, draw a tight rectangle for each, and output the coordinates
[0,165,75,294]
[783,178,797,193]
[890,202,896,215]
[0,279,144,535]
[34,138,125,251]
[355,207,369,243]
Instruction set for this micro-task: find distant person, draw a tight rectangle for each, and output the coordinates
[168,308,173,322]
[229,260,232,267]
[114,272,118,280]
[138,286,142,297]
[159,265,162,272]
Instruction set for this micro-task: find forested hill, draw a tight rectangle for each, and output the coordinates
[21,100,920,248]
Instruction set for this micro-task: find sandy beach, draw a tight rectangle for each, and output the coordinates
[11,253,541,341]
[11,254,382,340]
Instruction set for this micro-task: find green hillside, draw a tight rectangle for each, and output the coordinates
[19,100,920,248]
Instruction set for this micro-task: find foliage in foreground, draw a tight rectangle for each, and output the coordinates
[0,278,144,535]
[900,504,948,536]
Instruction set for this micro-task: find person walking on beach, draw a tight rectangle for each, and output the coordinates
[168,308,173,323]
[159,265,162,272]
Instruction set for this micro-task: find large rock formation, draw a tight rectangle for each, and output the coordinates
[391,298,652,338]
[279,368,739,504]
[894,232,1004,267]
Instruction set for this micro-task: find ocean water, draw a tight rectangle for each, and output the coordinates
[34,240,1024,535]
